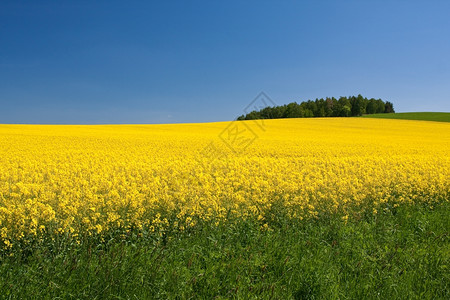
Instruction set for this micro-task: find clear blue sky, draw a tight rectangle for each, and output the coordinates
[1,0,449,124]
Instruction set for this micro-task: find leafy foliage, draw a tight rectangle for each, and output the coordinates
[1,202,448,299]
[237,95,394,120]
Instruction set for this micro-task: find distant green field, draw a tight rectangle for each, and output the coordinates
[361,112,450,122]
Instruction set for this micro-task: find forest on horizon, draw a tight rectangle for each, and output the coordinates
[237,95,395,120]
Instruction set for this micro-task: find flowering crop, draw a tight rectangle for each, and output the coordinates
[0,119,449,248]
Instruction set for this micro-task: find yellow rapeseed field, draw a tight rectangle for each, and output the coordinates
[0,118,449,247]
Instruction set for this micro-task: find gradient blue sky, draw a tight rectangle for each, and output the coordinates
[1,0,449,124]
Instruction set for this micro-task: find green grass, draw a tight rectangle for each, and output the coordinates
[361,112,450,122]
[1,202,449,299]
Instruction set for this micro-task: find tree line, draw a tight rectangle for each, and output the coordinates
[237,95,395,120]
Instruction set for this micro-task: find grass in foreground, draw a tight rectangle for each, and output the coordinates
[361,112,450,122]
[1,202,448,299]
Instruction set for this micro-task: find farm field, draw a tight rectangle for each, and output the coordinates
[362,112,450,122]
[0,118,449,298]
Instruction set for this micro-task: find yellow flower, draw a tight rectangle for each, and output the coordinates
[0,118,447,247]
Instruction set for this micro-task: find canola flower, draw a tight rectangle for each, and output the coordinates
[0,119,449,248]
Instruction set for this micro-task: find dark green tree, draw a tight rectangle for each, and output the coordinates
[366,99,376,114]
[384,101,395,113]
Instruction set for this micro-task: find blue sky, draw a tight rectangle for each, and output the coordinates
[1,0,449,124]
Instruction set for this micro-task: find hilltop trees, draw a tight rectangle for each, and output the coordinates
[237,95,394,120]
[384,101,395,113]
